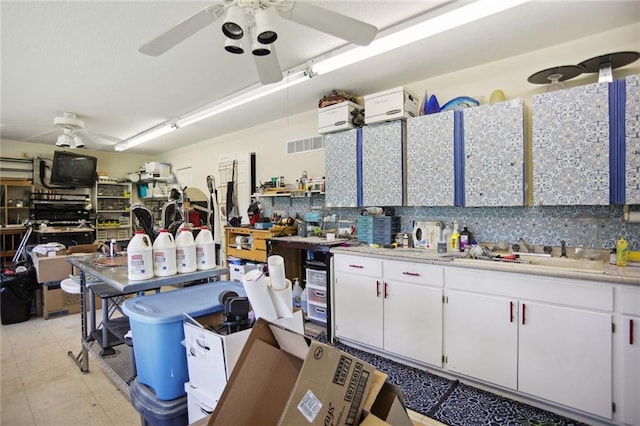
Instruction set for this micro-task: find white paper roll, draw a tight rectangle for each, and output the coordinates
[268,255,287,290]
[269,278,293,318]
[242,269,278,321]
[627,211,640,223]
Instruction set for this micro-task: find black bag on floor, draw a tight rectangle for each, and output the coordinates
[1,264,38,325]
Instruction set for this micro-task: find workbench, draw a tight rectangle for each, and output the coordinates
[66,254,229,394]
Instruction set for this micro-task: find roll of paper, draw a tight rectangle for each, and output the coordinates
[627,211,640,223]
[268,255,287,290]
[242,269,278,321]
[269,278,293,318]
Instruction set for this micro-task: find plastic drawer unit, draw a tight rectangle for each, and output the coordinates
[122,281,246,400]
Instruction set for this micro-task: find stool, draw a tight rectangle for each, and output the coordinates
[60,278,81,295]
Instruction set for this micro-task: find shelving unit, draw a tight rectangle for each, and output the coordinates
[252,190,325,207]
[95,181,132,242]
[1,179,34,265]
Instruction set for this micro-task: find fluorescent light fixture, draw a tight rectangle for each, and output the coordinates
[115,124,176,151]
[176,71,310,128]
[311,0,531,75]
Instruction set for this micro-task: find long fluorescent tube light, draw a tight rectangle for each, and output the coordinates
[176,70,309,128]
[114,123,176,151]
[311,0,531,76]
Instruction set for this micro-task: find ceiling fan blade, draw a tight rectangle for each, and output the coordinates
[139,3,226,56]
[24,128,56,142]
[253,47,283,84]
[278,2,377,46]
[79,130,119,146]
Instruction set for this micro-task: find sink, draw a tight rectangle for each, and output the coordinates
[528,257,605,272]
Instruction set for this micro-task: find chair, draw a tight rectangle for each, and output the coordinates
[131,204,158,242]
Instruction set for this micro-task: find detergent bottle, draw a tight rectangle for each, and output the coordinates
[175,228,197,273]
[127,230,153,280]
[152,229,177,276]
[616,236,629,267]
[195,226,216,270]
[450,223,460,251]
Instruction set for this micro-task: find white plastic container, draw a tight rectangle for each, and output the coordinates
[292,278,302,308]
[153,229,177,276]
[195,226,216,270]
[175,228,197,273]
[127,230,153,281]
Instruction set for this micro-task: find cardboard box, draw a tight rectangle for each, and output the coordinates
[32,252,71,284]
[318,101,363,134]
[41,281,84,319]
[184,310,305,407]
[360,382,413,426]
[364,87,420,124]
[206,317,379,426]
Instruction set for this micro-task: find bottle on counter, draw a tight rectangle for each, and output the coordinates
[460,226,473,252]
[616,237,628,267]
[442,223,452,250]
[175,228,197,273]
[153,229,177,276]
[292,278,302,308]
[195,226,216,270]
[450,223,460,251]
[127,230,153,281]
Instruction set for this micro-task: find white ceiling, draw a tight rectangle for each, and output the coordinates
[1,1,638,155]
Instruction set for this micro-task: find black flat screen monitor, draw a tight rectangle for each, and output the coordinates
[50,150,98,187]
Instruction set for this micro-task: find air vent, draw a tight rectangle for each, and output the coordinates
[287,135,324,155]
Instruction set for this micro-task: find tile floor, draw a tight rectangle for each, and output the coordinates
[1,312,440,425]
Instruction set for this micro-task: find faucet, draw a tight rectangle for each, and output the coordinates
[519,237,534,253]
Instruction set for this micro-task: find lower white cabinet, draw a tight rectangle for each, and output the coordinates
[333,254,443,366]
[445,268,613,419]
[615,287,640,426]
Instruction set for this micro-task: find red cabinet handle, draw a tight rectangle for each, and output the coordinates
[384,282,388,299]
[376,280,380,297]
[402,271,420,277]
[349,264,364,269]
[510,301,514,323]
[631,319,635,345]
[522,303,526,325]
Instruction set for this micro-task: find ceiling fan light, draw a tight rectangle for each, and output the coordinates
[56,134,71,147]
[252,42,271,56]
[224,38,244,54]
[255,9,277,44]
[222,5,246,40]
[73,135,85,148]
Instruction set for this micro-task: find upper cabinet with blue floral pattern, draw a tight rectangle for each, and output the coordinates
[362,121,405,207]
[406,110,456,207]
[462,99,525,207]
[324,128,361,208]
[532,82,610,205]
[625,74,640,205]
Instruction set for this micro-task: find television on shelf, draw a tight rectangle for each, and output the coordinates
[50,150,98,188]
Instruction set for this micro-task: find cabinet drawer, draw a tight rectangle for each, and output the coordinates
[384,260,444,287]
[334,254,382,277]
[307,285,327,305]
[307,302,327,322]
[619,286,640,316]
[306,268,326,288]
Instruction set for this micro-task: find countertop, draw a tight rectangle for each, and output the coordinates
[268,235,350,247]
[330,245,640,286]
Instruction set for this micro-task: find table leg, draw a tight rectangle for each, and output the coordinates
[67,269,90,373]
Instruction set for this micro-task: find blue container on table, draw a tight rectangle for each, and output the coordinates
[122,281,246,401]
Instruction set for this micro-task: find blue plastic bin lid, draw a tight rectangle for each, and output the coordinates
[122,281,246,324]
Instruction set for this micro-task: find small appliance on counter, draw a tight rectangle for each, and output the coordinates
[412,221,442,249]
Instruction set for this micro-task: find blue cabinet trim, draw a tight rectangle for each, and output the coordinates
[610,79,626,204]
[356,128,363,206]
[454,110,465,206]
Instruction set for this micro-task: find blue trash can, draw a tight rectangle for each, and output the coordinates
[122,281,246,400]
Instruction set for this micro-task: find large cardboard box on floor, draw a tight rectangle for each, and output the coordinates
[201,317,412,426]
[31,252,71,284]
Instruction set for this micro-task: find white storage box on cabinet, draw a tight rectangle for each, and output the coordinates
[318,101,363,134]
[364,86,420,124]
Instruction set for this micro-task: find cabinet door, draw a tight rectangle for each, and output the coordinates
[362,121,404,206]
[518,301,612,419]
[445,290,518,389]
[620,314,640,425]
[334,271,383,348]
[532,82,610,205]
[325,129,360,208]
[625,74,640,204]
[384,279,442,366]
[463,99,524,206]
[406,111,455,206]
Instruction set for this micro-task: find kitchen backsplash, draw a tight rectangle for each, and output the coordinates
[262,197,640,250]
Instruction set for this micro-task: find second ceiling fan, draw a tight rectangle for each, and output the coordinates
[139,0,378,84]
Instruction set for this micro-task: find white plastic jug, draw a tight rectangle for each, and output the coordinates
[127,230,153,280]
[152,229,177,276]
[175,228,197,273]
[195,226,216,270]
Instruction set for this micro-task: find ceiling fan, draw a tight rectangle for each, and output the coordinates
[0,112,120,149]
[138,0,378,84]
